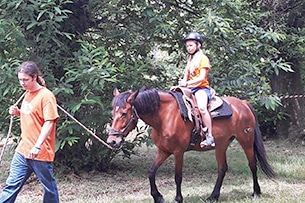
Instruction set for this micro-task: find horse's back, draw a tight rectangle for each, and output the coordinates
[221,96,254,119]
[219,96,256,142]
[221,96,250,107]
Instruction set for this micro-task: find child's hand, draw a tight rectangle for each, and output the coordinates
[179,80,187,87]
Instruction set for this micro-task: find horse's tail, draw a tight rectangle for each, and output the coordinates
[248,103,277,179]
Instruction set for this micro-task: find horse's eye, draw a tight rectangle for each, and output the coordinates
[121,112,127,118]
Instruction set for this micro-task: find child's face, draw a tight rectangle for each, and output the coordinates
[185,40,200,55]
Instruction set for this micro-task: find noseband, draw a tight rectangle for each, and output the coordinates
[108,106,139,137]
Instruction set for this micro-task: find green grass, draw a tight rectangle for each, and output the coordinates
[1,140,305,202]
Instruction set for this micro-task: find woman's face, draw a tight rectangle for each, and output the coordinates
[185,40,200,55]
[18,72,37,91]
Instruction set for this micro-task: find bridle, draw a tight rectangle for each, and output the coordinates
[108,105,139,138]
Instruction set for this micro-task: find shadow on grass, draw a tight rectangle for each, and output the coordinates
[182,190,276,203]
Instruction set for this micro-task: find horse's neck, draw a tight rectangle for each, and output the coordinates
[139,92,175,128]
[139,114,160,128]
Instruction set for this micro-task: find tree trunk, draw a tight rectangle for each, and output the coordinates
[267,0,305,140]
[271,63,305,140]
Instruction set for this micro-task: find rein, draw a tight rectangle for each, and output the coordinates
[108,106,139,137]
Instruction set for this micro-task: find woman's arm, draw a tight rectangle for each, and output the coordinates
[28,120,56,159]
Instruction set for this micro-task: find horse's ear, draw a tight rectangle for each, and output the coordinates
[113,88,120,96]
[127,90,139,104]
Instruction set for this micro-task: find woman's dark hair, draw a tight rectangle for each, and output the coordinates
[17,61,46,86]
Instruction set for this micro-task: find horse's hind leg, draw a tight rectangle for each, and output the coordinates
[148,149,170,203]
[238,135,261,197]
[242,146,261,197]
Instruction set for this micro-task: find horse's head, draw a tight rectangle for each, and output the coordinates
[107,88,139,149]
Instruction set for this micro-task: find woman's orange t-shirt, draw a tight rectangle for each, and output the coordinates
[16,87,59,162]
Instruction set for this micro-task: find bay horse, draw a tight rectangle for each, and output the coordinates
[107,88,276,203]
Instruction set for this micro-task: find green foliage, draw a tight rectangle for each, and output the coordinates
[0,20,26,62]
[1,0,305,171]
[192,2,285,101]
[0,60,24,137]
[0,0,73,61]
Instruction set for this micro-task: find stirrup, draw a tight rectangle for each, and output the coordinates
[200,137,215,148]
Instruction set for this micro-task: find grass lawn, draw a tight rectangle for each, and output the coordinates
[1,140,305,202]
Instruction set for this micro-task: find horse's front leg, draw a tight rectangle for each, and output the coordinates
[173,151,184,203]
[148,149,170,203]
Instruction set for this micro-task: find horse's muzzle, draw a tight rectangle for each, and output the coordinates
[107,129,125,149]
[107,138,123,149]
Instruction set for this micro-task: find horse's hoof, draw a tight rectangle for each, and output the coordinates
[205,196,218,203]
[155,196,165,203]
[251,192,261,199]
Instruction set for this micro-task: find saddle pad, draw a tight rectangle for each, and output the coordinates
[169,91,233,119]
[211,100,233,119]
[169,91,189,119]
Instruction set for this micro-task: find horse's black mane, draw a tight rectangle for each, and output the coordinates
[112,88,161,115]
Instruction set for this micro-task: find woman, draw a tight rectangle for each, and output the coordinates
[0,61,60,202]
[179,32,215,148]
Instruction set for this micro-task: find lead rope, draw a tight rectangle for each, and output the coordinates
[56,105,113,150]
[0,91,27,164]
[0,92,113,165]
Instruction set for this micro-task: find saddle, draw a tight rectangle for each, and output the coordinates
[169,86,233,149]
[170,86,231,117]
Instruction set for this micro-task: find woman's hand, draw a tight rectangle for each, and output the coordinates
[9,106,20,116]
[28,146,41,159]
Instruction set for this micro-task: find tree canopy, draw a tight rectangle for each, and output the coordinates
[0,0,304,171]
